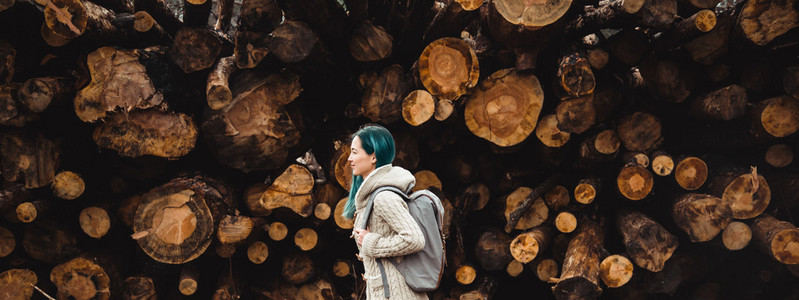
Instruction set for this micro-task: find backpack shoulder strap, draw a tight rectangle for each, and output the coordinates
[357,186,407,230]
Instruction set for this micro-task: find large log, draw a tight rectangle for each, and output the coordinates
[553,219,604,300]
[0,226,14,258]
[349,20,393,62]
[751,214,799,264]
[418,37,479,101]
[707,167,771,219]
[0,269,37,300]
[132,176,232,264]
[465,68,545,147]
[360,64,408,123]
[616,112,662,152]
[258,164,314,217]
[737,0,799,46]
[92,110,199,158]
[22,220,77,264]
[268,20,320,64]
[504,174,560,232]
[50,256,112,300]
[202,71,303,172]
[0,131,60,189]
[490,0,572,29]
[672,193,732,242]
[617,210,678,272]
[44,0,125,42]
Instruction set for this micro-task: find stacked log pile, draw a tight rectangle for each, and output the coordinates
[1,0,799,298]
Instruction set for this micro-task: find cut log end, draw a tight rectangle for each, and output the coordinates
[722,221,752,250]
[456,265,477,285]
[536,114,571,148]
[314,203,331,220]
[675,157,708,191]
[79,206,111,239]
[0,269,37,300]
[771,229,799,264]
[765,144,793,168]
[673,193,732,242]
[52,171,85,200]
[413,170,443,192]
[510,233,540,263]
[50,257,110,300]
[599,255,634,288]
[402,90,435,126]
[492,0,573,27]
[556,212,577,233]
[268,222,288,241]
[217,215,254,244]
[507,260,524,277]
[545,185,570,211]
[574,180,599,204]
[651,153,675,176]
[294,228,318,251]
[695,9,717,32]
[349,21,393,62]
[595,129,621,155]
[133,11,156,32]
[536,258,559,282]
[434,99,455,121]
[617,112,662,152]
[247,241,269,264]
[0,226,14,258]
[722,173,770,219]
[334,198,355,230]
[333,260,351,277]
[758,96,799,138]
[617,164,654,200]
[419,37,479,101]
[505,187,549,230]
[15,202,36,223]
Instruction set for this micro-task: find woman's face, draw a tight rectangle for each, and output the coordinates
[349,136,377,177]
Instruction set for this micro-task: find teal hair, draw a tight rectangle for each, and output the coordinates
[342,124,396,219]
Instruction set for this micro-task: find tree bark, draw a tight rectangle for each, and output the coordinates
[133,0,181,36]
[553,219,603,300]
[132,11,170,45]
[751,214,799,264]
[690,84,748,121]
[504,173,560,232]
[0,131,60,189]
[617,210,678,272]
[474,228,514,271]
[350,20,393,62]
[206,55,237,110]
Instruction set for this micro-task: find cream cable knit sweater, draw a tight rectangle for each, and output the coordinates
[353,165,428,300]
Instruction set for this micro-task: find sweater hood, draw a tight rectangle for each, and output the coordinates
[354,165,415,211]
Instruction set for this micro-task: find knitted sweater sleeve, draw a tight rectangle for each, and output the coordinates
[361,193,425,258]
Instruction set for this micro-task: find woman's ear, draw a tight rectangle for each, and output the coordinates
[370,154,377,164]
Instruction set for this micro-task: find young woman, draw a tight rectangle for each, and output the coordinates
[343,124,427,299]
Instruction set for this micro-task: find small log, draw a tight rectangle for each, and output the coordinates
[44,0,122,41]
[737,0,799,46]
[402,89,435,126]
[23,220,77,264]
[206,56,238,110]
[314,203,331,221]
[650,151,674,176]
[233,31,270,69]
[466,182,490,211]
[268,20,319,64]
[74,46,165,123]
[587,48,609,70]
[579,129,621,165]
[672,193,732,242]
[259,164,314,217]
[505,174,560,232]
[0,41,12,83]
[765,144,793,168]
[413,170,443,192]
[132,11,170,45]
[0,131,60,189]
[751,95,799,139]
[52,171,86,200]
[510,226,552,263]
[507,259,524,277]
[0,269,37,300]
[247,241,269,264]
[132,176,232,264]
[617,163,654,200]
[332,259,351,278]
[617,210,678,272]
[217,214,255,244]
[674,156,709,191]
[555,211,577,233]
[334,198,354,230]
[133,0,181,36]
[545,185,570,211]
[616,112,662,152]
[282,252,316,284]
[599,254,634,288]
[684,15,733,65]
[622,151,650,167]
[536,258,559,282]
[574,178,601,205]
[654,9,716,51]
[556,51,595,98]
[179,264,199,295]
[0,226,14,258]
[93,110,199,158]
[504,187,549,231]
[751,214,799,264]
[19,77,70,113]
[690,84,748,121]
[182,0,211,27]
[785,65,799,99]
[455,264,477,285]
[555,95,596,134]
[708,167,770,219]
[418,37,479,101]
[201,71,302,172]
[553,219,604,300]
[434,98,454,121]
[349,20,393,62]
[722,221,752,250]
[50,257,111,300]
[16,201,48,223]
[239,0,281,32]
[213,0,233,32]
[474,228,514,271]
[296,278,336,299]
[79,206,112,238]
[268,221,288,241]
[330,140,352,191]
[465,69,545,147]
[535,114,571,148]
[360,64,408,123]
[169,27,222,73]
[123,276,156,300]
[294,228,318,251]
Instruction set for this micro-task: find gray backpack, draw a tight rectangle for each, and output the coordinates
[359,186,446,298]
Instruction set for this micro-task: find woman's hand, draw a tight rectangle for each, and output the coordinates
[354,228,369,246]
